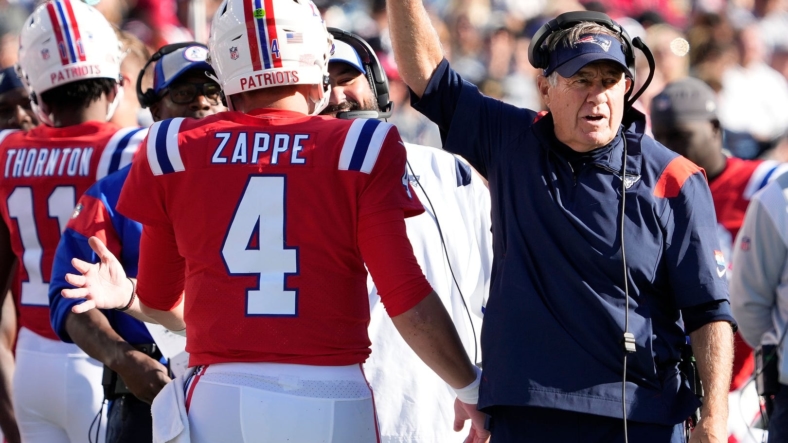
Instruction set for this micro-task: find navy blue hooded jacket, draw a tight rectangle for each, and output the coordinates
[412,59,734,425]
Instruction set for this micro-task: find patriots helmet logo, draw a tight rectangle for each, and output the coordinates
[577,35,612,52]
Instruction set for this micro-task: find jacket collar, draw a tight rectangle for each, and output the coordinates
[531,110,643,177]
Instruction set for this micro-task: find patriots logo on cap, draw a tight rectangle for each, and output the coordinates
[577,35,612,52]
[229,46,239,60]
[41,48,50,60]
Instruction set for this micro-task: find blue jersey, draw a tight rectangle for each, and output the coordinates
[49,165,153,345]
[412,60,734,425]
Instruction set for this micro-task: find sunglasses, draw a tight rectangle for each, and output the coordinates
[165,81,222,105]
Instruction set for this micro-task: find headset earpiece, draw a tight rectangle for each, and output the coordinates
[136,42,209,109]
[327,27,393,119]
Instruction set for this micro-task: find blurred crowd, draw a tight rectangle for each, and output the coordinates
[2,0,788,158]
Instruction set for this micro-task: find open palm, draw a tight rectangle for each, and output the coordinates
[61,236,132,313]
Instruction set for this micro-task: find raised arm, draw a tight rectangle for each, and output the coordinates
[386,0,444,98]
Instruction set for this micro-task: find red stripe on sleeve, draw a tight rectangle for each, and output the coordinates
[243,0,262,71]
[654,156,707,199]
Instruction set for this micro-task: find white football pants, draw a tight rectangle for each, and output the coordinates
[13,327,106,443]
[185,362,380,443]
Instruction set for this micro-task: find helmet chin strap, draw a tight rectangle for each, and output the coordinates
[105,83,124,121]
[309,81,331,116]
[31,97,55,127]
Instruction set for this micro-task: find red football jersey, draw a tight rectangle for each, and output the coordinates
[118,109,432,367]
[709,156,788,390]
[0,123,145,340]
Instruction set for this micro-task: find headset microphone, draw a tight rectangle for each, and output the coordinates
[336,110,383,119]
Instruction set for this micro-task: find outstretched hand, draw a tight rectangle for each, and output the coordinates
[454,398,490,443]
[61,236,132,313]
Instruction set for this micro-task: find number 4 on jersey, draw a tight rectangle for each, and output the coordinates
[222,176,298,316]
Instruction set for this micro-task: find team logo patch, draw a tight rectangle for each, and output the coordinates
[402,168,413,199]
[624,174,641,189]
[577,35,612,52]
[740,236,751,251]
[253,8,265,18]
[71,203,83,219]
[41,48,50,60]
[183,46,209,62]
[229,46,239,60]
[714,250,726,278]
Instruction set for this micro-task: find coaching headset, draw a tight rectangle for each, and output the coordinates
[528,11,669,443]
[135,42,210,109]
[327,27,393,120]
[528,11,655,111]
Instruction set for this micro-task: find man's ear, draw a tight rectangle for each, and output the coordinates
[536,75,551,108]
[625,76,633,94]
[150,102,162,121]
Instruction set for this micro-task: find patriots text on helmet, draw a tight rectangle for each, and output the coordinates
[3,147,93,178]
[239,71,300,91]
[50,65,102,85]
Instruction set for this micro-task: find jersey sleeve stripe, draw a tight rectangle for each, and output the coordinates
[338,119,391,174]
[0,129,19,145]
[359,122,391,174]
[165,118,185,173]
[146,121,164,176]
[150,118,185,176]
[97,127,146,180]
[348,119,380,171]
[108,128,146,174]
[338,119,366,171]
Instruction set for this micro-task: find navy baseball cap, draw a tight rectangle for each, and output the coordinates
[0,67,25,95]
[545,34,631,78]
[153,45,214,95]
[329,40,366,74]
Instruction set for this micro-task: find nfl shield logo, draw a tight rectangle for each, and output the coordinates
[230,46,239,60]
[41,49,50,60]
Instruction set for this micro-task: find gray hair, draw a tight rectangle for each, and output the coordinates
[545,22,624,52]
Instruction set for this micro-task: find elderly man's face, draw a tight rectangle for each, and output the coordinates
[539,61,631,152]
[322,62,378,117]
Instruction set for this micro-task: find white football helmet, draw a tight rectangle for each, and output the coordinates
[16,0,122,124]
[208,0,332,113]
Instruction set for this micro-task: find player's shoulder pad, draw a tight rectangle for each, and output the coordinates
[146,118,186,176]
[96,126,148,180]
[338,118,394,174]
[653,155,707,199]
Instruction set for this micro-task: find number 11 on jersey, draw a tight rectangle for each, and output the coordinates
[222,176,299,316]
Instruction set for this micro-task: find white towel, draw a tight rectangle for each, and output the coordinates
[152,367,195,443]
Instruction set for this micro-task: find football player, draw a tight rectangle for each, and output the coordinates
[0,64,35,443]
[324,29,492,443]
[48,42,225,443]
[61,0,489,442]
[0,1,145,442]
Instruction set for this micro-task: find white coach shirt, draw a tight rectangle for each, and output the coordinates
[366,143,492,443]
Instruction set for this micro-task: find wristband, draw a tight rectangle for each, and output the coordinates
[454,366,482,404]
[116,278,136,312]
